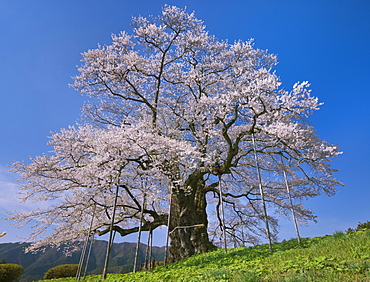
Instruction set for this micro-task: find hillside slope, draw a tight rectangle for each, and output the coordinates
[42,229,370,281]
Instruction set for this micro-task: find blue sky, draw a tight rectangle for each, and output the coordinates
[0,0,369,246]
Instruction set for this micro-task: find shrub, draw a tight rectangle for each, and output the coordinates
[0,263,24,282]
[44,264,78,280]
[355,220,370,230]
[346,220,370,234]
[332,230,345,238]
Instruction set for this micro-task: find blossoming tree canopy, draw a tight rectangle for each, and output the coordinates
[9,5,342,261]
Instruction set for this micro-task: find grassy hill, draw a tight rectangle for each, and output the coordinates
[41,229,370,281]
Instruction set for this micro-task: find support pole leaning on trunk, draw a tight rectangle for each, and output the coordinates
[164,188,173,266]
[83,235,95,277]
[218,174,227,253]
[77,205,96,280]
[76,232,89,281]
[252,133,273,252]
[149,227,153,269]
[133,192,146,273]
[281,157,301,244]
[102,186,120,279]
[144,225,152,270]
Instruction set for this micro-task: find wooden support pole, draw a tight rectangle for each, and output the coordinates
[218,174,227,253]
[252,133,273,252]
[164,187,173,266]
[102,186,120,279]
[281,157,301,244]
[133,192,146,273]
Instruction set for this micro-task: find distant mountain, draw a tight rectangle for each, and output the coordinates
[0,241,165,282]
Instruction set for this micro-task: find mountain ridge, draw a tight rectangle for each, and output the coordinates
[0,240,165,282]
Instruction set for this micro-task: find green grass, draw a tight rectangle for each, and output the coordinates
[39,229,370,281]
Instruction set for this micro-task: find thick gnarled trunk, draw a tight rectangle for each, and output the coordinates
[168,173,216,262]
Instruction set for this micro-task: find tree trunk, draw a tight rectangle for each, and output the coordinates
[168,172,216,262]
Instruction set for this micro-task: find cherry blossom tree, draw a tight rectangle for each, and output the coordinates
[9,5,342,261]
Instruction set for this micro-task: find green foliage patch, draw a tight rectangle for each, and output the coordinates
[38,230,370,281]
[346,220,370,234]
[44,264,78,280]
[0,263,24,282]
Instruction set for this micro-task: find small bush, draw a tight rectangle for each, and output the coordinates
[0,263,24,282]
[355,220,370,230]
[44,264,78,280]
[332,230,345,238]
[346,220,370,234]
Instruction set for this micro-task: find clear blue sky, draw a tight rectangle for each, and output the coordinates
[0,0,369,246]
